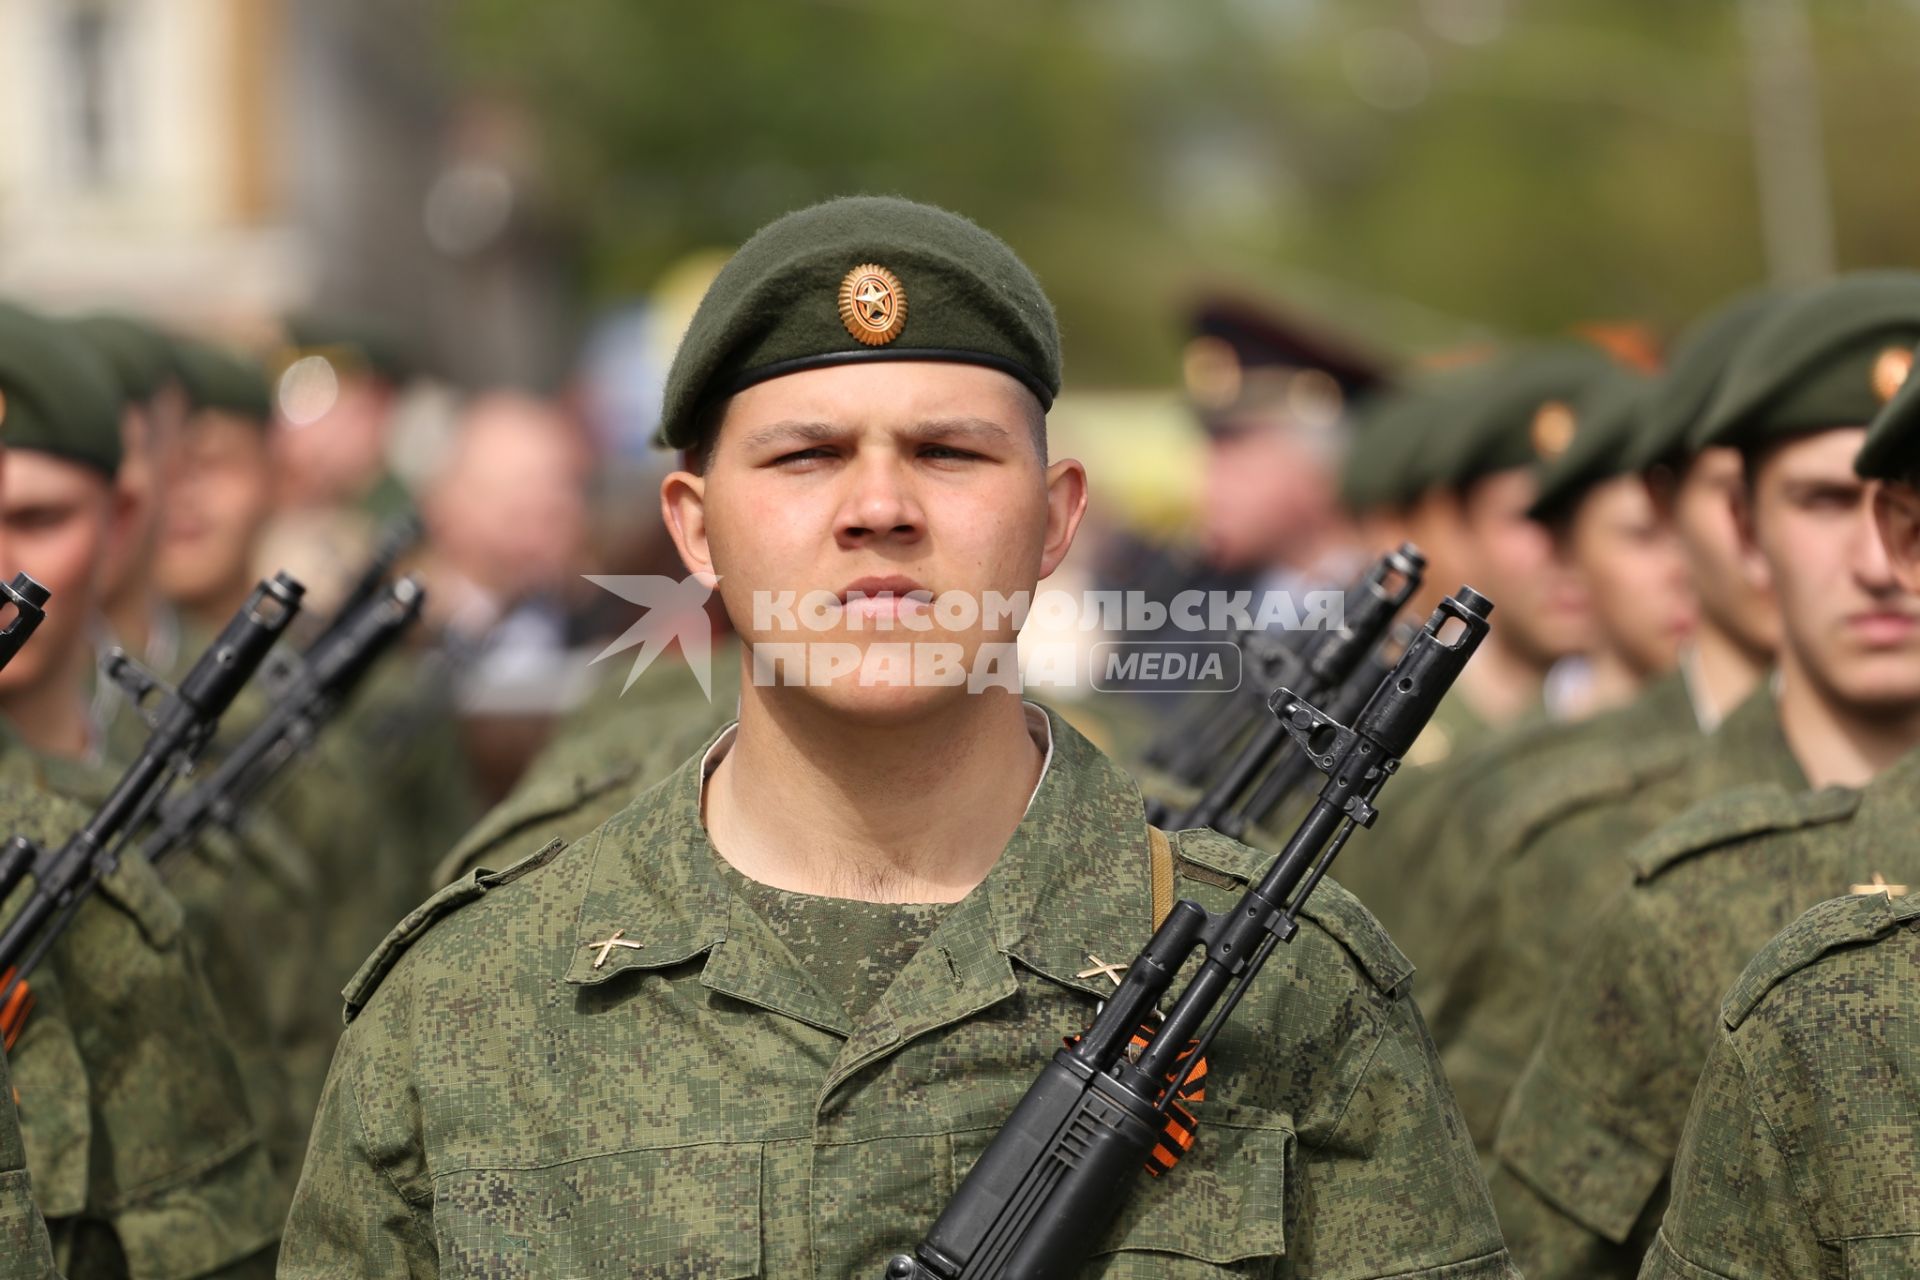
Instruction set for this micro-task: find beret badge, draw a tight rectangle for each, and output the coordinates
[838,263,907,346]
[1873,345,1914,405]
[1531,400,1578,460]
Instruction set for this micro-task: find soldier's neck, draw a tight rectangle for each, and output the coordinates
[1775,653,1920,790]
[1451,633,1546,729]
[0,651,96,762]
[702,686,1045,904]
[1687,618,1769,730]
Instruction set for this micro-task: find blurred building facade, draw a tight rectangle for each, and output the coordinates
[0,0,566,382]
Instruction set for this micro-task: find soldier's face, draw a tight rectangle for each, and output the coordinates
[0,450,124,695]
[1566,474,1696,678]
[1199,418,1340,573]
[1872,478,1920,593]
[664,361,1087,721]
[1458,466,1590,666]
[1672,446,1778,657]
[156,412,276,614]
[1742,428,1920,711]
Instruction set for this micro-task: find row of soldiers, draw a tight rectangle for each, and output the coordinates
[5,195,1920,1277]
[0,300,485,1277]
[1181,270,1920,1278]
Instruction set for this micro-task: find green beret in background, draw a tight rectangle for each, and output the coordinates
[1404,342,1616,492]
[0,299,125,476]
[1856,344,1920,480]
[657,195,1061,450]
[1692,270,1920,451]
[282,310,417,386]
[70,313,179,405]
[1628,288,1786,470]
[1526,366,1655,522]
[172,337,273,426]
[1339,364,1481,511]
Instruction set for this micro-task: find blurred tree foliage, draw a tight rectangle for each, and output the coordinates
[450,0,1920,384]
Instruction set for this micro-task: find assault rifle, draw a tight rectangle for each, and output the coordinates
[0,574,50,672]
[1212,620,1418,842]
[0,574,304,1024]
[144,576,425,868]
[883,584,1492,1280]
[1164,544,1424,832]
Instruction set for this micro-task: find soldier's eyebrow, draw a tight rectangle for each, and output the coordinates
[738,421,843,451]
[898,418,1016,446]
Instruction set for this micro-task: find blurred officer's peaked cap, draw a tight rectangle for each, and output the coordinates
[656,195,1061,451]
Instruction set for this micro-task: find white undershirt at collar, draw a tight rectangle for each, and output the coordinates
[699,701,1056,816]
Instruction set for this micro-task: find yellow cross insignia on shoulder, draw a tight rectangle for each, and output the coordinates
[1075,955,1126,987]
[1849,872,1908,898]
[585,930,644,969]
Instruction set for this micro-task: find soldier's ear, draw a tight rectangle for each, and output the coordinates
[1037,458,1088,581]
[660,468,713,583]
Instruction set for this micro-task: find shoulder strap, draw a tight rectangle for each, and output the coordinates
[1148,825,1174,929]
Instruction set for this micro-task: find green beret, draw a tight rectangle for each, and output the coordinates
[1627,288,1785,470]
[0,300,124,476]
[1405,343,1617,492]
[657,196,1060,450]
[1693,270,1920,451]
[283,310,416,385]
[173,338,272,426]
[1856,344,1920,480]
[69,313,179,405]
[1339,367,1477,510]
[1527,367,1655,522]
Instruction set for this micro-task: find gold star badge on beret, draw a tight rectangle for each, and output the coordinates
[838,263,907,346]
[1531,400,1577,460]
[1872,346,1914,405]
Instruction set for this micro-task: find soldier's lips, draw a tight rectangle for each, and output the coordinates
[836,577,933,622]
[1846,611,1920,646]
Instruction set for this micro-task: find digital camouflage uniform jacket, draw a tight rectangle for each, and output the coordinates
[1,1032,58,1279]
[1642,888,1920,1279]
[0,746,281,1280]
[284,711,1517,1279]
[1490,741,1920,1280]
[1428,683,1796,1150]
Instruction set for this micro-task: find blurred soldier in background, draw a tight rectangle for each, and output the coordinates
[68,315,189,678]
[0,301,282,1276]
[418,390,593,798]
[1366,363,1695,992]
[1644,344,1920,1280]
[1491,271,1920,1280]
[1335,342,1608,934]
[1185,297,1379,595]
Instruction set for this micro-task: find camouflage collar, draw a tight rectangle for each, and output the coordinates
[562,707,1160,1040]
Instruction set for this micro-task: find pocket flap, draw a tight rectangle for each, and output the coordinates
[434,1143,762,1278]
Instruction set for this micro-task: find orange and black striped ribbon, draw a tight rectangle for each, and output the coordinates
[1065,1022,1208,1176]
[0,967,33,1052]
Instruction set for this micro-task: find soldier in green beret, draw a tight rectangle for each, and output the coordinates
[1406,290,1790,1152]
[68,313,191,685]
[283,195,1517,1277]
[1358,365,1696,1018]
[1640,345,1920,1280]
[0,303,283,1275]
[1335,343,1609,943]
[1489,270,1920,1280]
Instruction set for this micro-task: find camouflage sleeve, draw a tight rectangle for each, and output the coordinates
[1490,887,1696,1280]
[1639,1029,1816,1280]
[280,1023,438,1279]
[0,1051,58,1280]
[1284,962,1519,1279]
